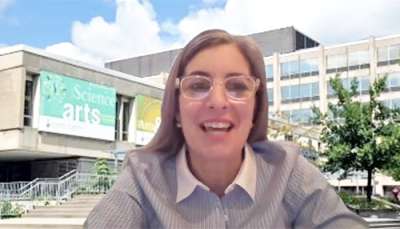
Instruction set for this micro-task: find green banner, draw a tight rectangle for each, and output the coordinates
[39,71,116,140]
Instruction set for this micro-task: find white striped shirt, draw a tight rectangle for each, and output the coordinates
[85,141,368,228]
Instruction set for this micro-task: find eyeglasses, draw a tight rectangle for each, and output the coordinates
[176,75,260,100]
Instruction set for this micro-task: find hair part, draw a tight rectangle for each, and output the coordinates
[133,29,268,155]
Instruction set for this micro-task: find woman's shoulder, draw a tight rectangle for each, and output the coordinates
[251,140,301,166]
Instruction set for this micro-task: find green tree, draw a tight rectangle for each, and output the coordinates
[94,159,111,175]
[93,159,112,193]
[313,75,400,202]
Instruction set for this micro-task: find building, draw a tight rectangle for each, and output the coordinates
[0,45,163,182]
[263,34,400,196]
[264,34,400,127]
[106,26,319,77]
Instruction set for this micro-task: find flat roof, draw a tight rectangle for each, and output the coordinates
[0,44,164,90]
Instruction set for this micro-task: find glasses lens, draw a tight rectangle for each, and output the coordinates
[181,76,211,99]
[225,77,254,99]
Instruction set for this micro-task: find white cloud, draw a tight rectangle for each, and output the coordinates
[46,0,400,66]
[45,42,104,66]
[0,0,13,15]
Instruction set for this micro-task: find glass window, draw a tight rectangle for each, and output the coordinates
[326,54,346,71]
[267,88,273,105]
[300,58,319,75]
[299,84,310,98]
[122,101,130,141]
[387,72,400,89]
[348,50,369,67]
[266,64,273,81]
[281,86,291,101]
[378,47,389,62]
[312,82,319,97]
[280,60,299,78]
[114,95,121,140]
[359,76,370,94]
[291,85,299,101]
[24,80,34,126]
[378,44,400,66]
[389,45,400,61]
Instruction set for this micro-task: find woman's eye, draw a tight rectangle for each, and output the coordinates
[190,82,209,91]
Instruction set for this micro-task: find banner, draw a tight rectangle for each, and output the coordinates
[135,95,161,145]
[38,71,116,140]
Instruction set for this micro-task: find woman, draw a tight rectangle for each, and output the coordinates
[85,29,367,228]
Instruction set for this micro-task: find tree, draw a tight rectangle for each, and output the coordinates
[313,75,400,202]
[93,159,112,193]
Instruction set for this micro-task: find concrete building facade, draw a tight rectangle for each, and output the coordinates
[106,27,319,77]
[0,45,163,182]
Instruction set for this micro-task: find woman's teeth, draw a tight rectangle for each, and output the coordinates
[202,122,232,131]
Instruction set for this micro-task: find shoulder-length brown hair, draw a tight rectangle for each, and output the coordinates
[136,29,268,154]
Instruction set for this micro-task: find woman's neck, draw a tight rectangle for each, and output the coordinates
[186,149,244,197]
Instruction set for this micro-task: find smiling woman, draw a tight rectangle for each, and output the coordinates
[84,29,368,229]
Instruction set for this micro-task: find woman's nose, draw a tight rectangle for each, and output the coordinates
[206,83,228,110]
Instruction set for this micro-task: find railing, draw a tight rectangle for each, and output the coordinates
[0,171,116,202]
[0,182,30,194]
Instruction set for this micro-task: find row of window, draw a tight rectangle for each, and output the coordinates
[281,82,319,103]
[280,59,319,79]
[280,98,399,125]
[266,43,400,80]
[327,76,370,97]
[378,44,400,66]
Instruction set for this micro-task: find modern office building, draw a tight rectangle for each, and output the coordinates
[0,45,163,182]
[106,26,319,77]
[264,34,400,126]
[263,33,400,196]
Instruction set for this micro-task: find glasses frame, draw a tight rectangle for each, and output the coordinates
[176,75,260,101]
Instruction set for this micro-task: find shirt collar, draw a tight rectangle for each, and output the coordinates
[175,144,257,203]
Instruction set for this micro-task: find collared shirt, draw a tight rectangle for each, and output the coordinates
[176,144,256,203]
[85,141,368,229]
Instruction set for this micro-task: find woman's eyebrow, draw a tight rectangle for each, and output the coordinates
[226,72,246,77]
[186,70,210,77]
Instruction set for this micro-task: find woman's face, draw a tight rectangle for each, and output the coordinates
[178,43,257,162]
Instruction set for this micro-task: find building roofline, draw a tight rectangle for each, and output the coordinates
[105,47,181,64]
[0,44,164,90]
[268,33,400,59]
[105,26,321,65]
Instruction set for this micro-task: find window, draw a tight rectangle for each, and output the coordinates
[387,72,400,91]
[326,54,347,74]
[266,64,273,81]
[348,50,369,70]
[24,80,34,126]
[114,95,121,140]
[267,88,273,106]
[114,96,132,141]
[327,76,370,97]
[122,101,130,141]
[299,58,319,77]
[280,60,299,79]
[359,76,370,94]
[378,44,400,66]
[281,83,319,103]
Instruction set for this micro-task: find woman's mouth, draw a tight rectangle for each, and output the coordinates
[200,121,234,132]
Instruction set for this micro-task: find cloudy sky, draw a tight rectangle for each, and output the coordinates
[1,0,400,66]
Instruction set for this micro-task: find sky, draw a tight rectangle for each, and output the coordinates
[1,0,400,66]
